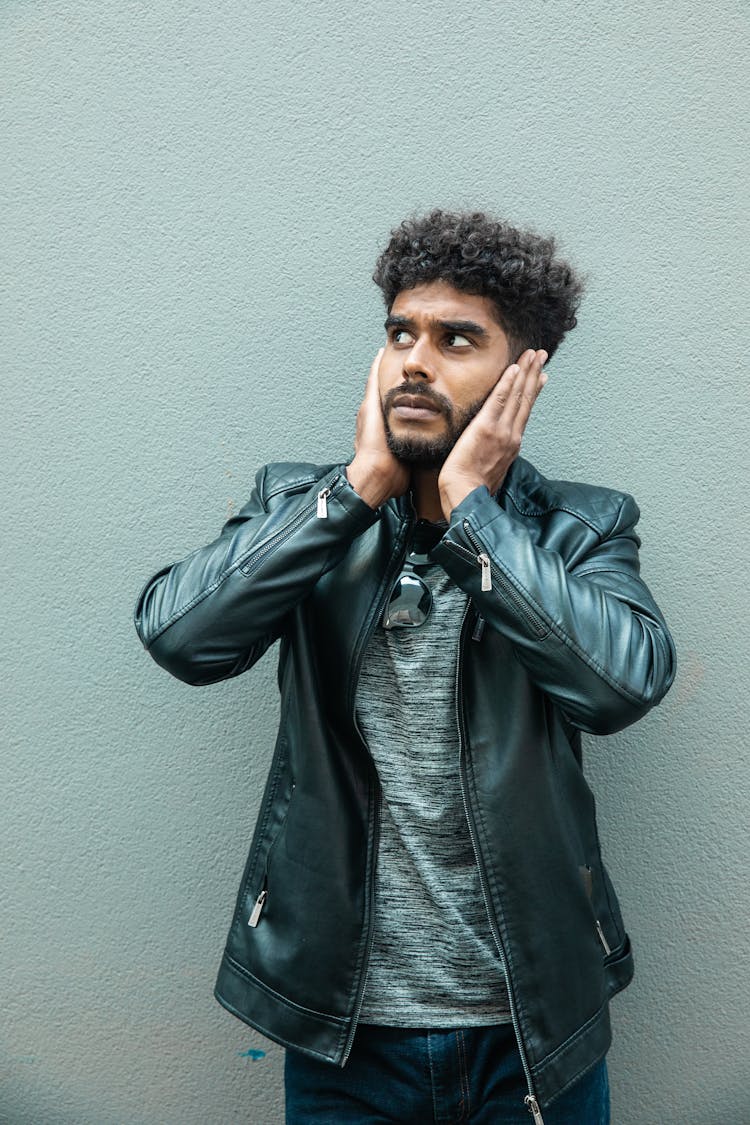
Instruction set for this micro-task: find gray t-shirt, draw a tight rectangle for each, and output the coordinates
[355,522,512,1026]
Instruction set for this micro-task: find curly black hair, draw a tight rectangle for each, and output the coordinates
[372,208,588,362]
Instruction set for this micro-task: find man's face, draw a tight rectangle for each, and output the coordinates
[379,280,512,468]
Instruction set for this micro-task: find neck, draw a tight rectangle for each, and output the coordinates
[409,466,445,522]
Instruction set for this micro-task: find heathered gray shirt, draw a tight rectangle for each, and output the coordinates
[356,521,512,1026]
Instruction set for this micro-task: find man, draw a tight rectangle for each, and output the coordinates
[134,209,676,1123]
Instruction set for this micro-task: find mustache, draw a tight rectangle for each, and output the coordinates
[383,384,453,416]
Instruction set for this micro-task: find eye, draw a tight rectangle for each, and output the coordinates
[391,329,413,345]
[446,333,471,347]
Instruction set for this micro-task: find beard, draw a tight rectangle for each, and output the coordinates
[382,384,489,468]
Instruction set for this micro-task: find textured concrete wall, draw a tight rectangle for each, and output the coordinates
[2,1,748,1122]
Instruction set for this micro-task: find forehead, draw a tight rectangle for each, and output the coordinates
[390,280,499,328]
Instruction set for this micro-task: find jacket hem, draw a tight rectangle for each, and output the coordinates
[214,952,350,1066]
[532,998,612,1108]
[532,934,633,1107]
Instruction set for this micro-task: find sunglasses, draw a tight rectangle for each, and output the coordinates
[382,546,434,629]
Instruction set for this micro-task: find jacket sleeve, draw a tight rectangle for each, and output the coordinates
[134,464,379,686]
[431,484,677,735]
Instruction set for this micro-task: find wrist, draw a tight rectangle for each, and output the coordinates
[346,456,394,510]
[439,474,484,520]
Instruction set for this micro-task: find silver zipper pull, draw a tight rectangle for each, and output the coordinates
[524,1094,545,1124]
[595,919,612,955]
[478,552,492,591]
[317,488,331,518]
[248,889,268,928]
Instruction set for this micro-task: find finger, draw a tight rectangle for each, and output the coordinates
[482,356,527,419]
[512,349,548,434]
[522,349,547,402]
[364,347,385,403]
[475,348,543,427]
[493,349,537,423]
[535,369,549,398]
[516,349,546,415]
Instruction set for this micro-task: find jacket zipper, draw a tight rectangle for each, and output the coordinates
[448,521,549,639]
[455,601,546,1124]
[583,864,614,956]
[248,887,267,927]
[595,919,612,956]
[247,782,296,928]
[240,474,345,579]
[341,504,415,1066]
[317,487,332,518]
[340,770,380,1066]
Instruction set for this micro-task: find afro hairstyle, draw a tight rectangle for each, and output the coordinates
[372,208,588,362]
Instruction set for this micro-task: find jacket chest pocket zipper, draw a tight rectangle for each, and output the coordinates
[450,522,549,638]
[316,487,332,518]
[248,782,295,928]
[240,475,343,577]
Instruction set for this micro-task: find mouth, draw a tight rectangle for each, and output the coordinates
[390,394,442,421]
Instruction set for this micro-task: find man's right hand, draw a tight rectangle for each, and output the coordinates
[346,348,410,510]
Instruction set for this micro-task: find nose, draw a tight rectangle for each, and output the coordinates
[401,336,435,382]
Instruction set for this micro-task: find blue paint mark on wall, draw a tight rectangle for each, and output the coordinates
[237,1048,266,1060]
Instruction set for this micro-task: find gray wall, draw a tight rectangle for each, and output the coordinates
[3,2,748,1122]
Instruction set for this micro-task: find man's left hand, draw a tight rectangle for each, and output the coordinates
[438,348,548,520]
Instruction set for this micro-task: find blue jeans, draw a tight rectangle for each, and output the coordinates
[284,1023,610,1124]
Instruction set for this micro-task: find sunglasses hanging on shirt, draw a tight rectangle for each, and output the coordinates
[382,520,447,630]
[382,547,434,629]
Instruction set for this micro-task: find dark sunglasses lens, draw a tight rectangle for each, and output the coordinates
[383,573,433,629]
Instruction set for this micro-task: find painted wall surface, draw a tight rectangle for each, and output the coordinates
[2,2,748,1122]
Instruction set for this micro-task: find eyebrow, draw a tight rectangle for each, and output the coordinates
[384,314,489,339]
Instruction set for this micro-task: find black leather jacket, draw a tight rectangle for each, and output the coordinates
[134,454,676,1120]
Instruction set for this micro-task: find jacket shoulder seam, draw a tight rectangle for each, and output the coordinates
[265,475,319,500]
[504,487,613,537]
[261,462,339,502]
